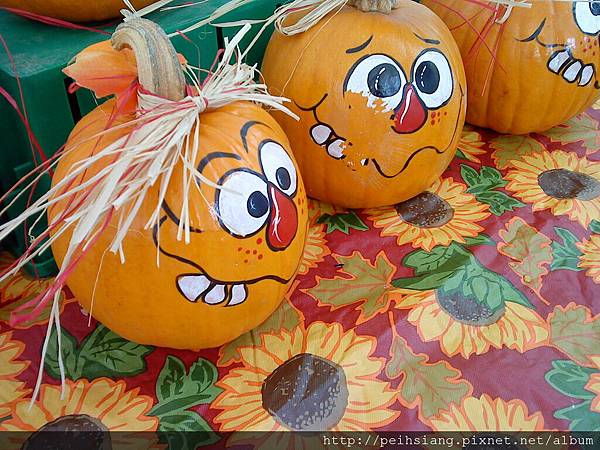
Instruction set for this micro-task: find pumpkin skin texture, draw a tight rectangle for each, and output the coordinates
[421,0,600,134]
[261,1,466,208]
[49,100,308,350]
[0,0,154,22]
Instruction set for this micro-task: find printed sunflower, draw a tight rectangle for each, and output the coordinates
[505,150,600,228]
[429,394,547,431]
[368,177,490,252]
[212,322,398,448]
[0,332,29,418]
[457,124,487,163]
[392,289,548,358]
[577,234,600,284]
[0,252,72,328]
[585,356,600,414]
[297,222,330,275]
[1,378,158,433]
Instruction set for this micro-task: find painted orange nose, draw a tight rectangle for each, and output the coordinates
[392,84,427,134]
[267,185,297,251]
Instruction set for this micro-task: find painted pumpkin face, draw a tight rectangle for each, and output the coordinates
[421,0,600,134]
[50,101,308,350]
[261,1,466,208]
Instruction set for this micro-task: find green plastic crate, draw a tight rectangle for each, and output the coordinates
[0,0,280,277]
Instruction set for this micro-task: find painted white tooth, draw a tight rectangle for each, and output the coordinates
[579,65,594,86]
[360,158,368,166]
[204,284,227,305]
[563,60,583,82]
[310,124,332,145]
[228,284,248,306]
[177,275,210,302]
[548,50,570,73]
[326,139,346,159]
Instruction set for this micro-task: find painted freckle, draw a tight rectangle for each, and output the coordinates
[238,247,242,252]
[258,254,263,260]
[256,238,263,245]
[244,259,249,264]
[246,250,251,255]
[253,250,257,255]
[430,120,436,126]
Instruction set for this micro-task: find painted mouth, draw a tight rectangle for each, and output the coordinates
[153,215,294,308]
[371,83,465,179]
[518,19,597,88]
[548,49,595,86]
[298,94,348,160]
[176,274,248,306]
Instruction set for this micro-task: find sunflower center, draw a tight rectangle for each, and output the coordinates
[538,169,600,201]
[22,414,110,450]
[396,192,454,228]
[261,353,348,431]
[437,290,505,326]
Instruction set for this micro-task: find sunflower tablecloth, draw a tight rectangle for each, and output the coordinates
[1,104,600,445]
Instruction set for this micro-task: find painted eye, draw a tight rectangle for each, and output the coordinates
[344,54,407,112]
[574,1,600,35]
[412,49,454,109]
[259,140,297,197]
[216,170,269,237]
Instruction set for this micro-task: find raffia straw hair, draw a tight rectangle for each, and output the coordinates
[0,16,295,405]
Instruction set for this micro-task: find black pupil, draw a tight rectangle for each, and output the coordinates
[276,167,291,191]
[367,63,401,98]
[415,60,440,95]
[591,2,600,16]
[247,191,269,218]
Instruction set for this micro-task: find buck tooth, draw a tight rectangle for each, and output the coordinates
[563,60,583,82]
[204,284,227,305]
[177,275,210,302]
[228,284,248,306]
[548,50,570,73]
[310,124,332,145]
[579,65,594,86]
[326,139,346,159]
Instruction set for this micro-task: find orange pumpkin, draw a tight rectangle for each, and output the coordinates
[0,0,154,22]
[421,0,600,134]
[261,0,466,208]
[48,19,308,349]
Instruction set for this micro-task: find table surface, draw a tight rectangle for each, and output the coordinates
[0,104,599,442]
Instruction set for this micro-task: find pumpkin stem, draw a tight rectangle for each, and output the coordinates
[347,0,400,14]
[111,18,185,102]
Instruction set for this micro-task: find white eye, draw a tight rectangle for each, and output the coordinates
[216,170,269,237]
[574,1,600,35]
[412,49,454,109]
[344,54,407,113]
[259,140,297,197]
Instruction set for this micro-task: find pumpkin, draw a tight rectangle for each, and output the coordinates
[48,19,308,349]
[0,0,155,22]
[261,0,466,208]
[421,0,600,134]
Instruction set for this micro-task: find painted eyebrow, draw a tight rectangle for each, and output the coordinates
[346,35,373,54]
[197,151,241,174]
[241,120,272,153]
[197,120,273,173]
[414,33,440,45]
